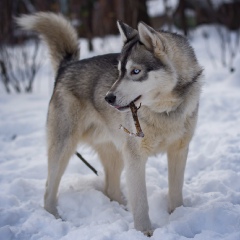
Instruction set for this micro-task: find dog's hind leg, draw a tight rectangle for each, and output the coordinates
[167,141,189,213]
[45,150,72,217]
[95,143,124,205]
[44,97,80,218]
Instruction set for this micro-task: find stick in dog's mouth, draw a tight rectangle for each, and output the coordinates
[119,101,144,138]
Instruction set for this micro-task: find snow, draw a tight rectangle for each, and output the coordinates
[147,0,178,17]
[1,27,240,239]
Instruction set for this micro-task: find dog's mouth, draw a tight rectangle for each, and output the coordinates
[114,95,141,111]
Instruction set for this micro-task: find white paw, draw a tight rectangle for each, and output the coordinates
[143,229,154,237]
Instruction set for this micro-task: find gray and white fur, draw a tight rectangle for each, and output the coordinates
[17,12,203,235]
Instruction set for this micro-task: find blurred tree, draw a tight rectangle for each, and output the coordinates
[1,0,240,88]
[179,0,188,36]
[59,0,69,15]
[93,0,150,37]
[69,0,150,51]
[0,0,13,44]
[0,40,42,93]
[0,0,45,93]
[123,0,150,28]
[80,0,95,51]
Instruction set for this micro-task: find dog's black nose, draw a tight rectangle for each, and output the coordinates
[105,93,116,104]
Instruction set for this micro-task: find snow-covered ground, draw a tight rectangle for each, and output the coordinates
[1,26,240,240]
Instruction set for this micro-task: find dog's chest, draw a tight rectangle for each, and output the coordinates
[140,114,185,155]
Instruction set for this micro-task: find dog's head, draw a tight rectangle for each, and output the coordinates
[105,21,180,113]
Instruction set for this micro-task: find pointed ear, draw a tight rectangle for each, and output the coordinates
[138,22,166,52]
[117,21,138,43]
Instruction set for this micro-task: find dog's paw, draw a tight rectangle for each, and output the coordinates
[143,230,154,237]
[53,211,61,219]
[168,206,174,214]
[108,193,127,207]
[44,205,60,219]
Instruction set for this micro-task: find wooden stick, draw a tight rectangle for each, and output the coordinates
[120,102,144,138]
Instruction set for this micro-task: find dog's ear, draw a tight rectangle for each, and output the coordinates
[117,21,138,43]
[138,22,166,52]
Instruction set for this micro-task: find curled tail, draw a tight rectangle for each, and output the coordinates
[16,12,79,72]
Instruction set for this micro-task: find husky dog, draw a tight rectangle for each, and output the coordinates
[17,12,203,234]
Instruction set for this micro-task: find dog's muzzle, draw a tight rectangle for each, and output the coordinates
[105,93,141,111]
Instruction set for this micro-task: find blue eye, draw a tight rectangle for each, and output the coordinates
[131,69,141,75]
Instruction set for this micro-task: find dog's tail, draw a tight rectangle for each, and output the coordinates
[16,12,79,72]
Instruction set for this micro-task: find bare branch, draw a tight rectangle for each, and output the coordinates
[120,102,144,138]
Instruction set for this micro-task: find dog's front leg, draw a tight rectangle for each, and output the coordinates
[123,143,151,233]
[167,142,189,213]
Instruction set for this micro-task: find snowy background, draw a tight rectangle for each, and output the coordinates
[1,9,240,240]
